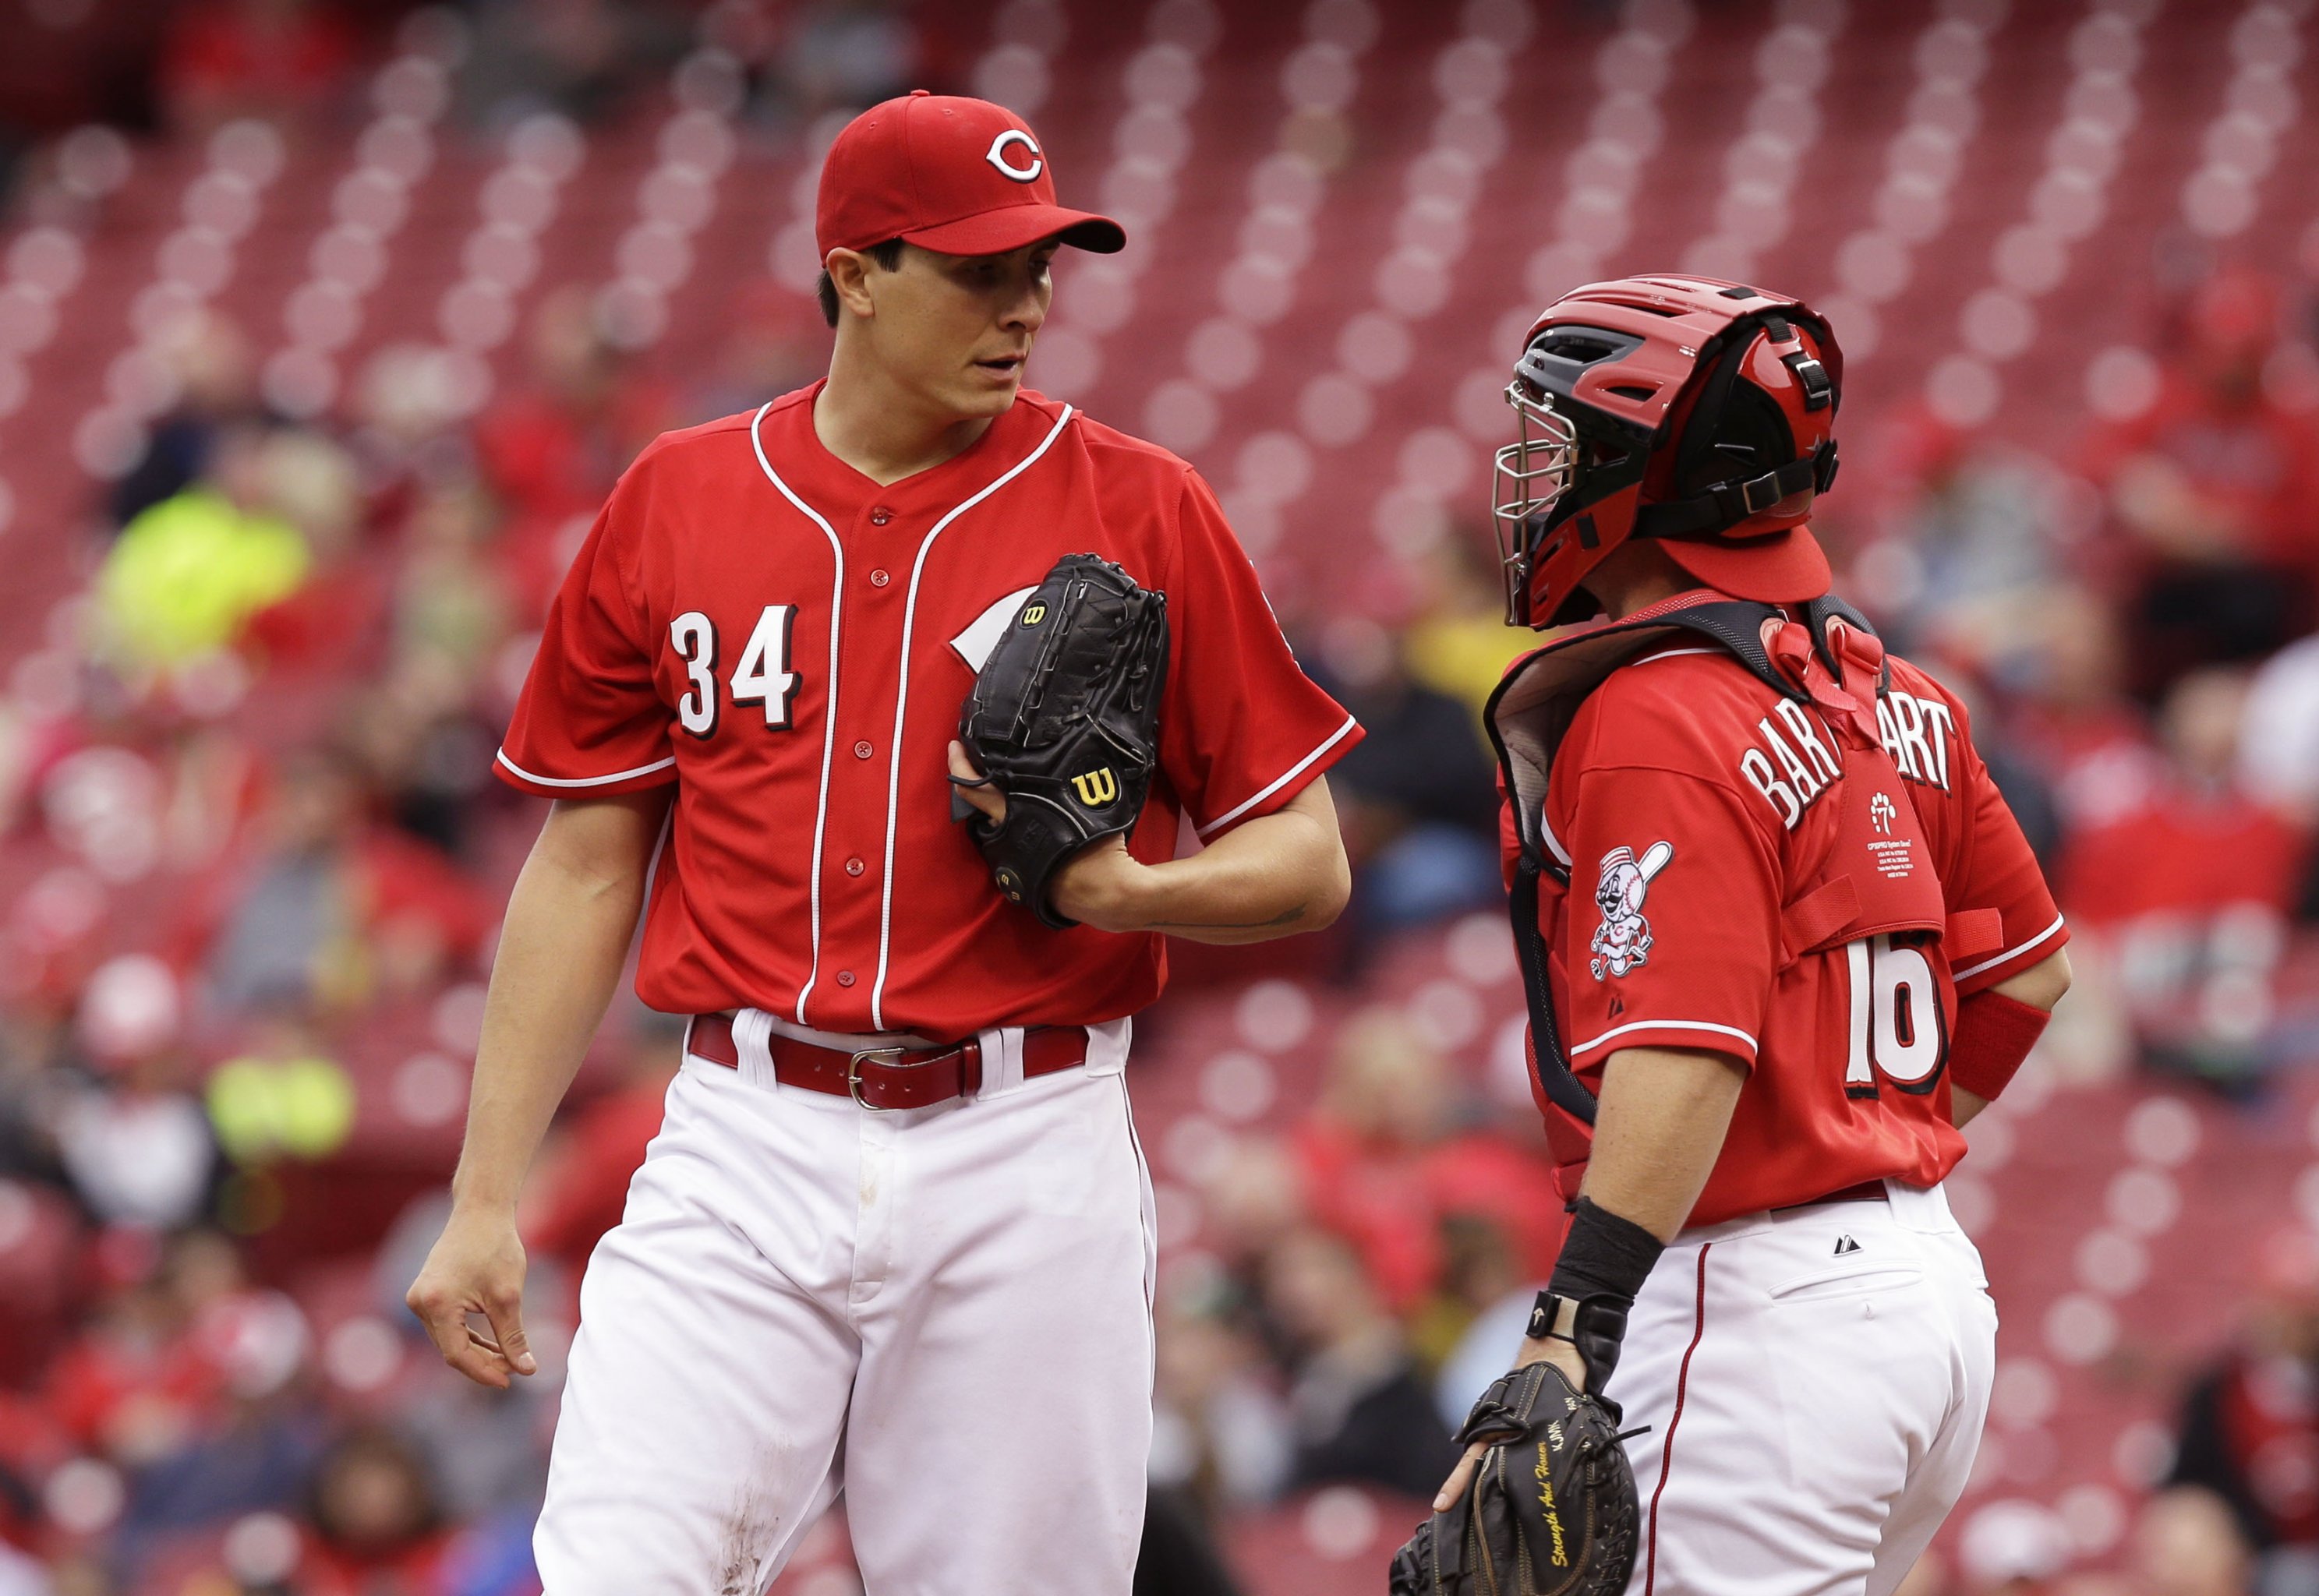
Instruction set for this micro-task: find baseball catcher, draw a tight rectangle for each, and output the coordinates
[1401,275,2073,1596]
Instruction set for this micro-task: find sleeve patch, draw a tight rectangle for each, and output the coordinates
[1589,839,1674,980]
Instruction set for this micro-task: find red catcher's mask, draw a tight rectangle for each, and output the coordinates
[1490,275,1846,629]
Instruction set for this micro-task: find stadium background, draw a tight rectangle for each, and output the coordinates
[0,0,2315,1591]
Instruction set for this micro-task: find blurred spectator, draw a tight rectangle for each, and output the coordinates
[2167,1231,2319,1587]
[1292,1008,1561,1317]
[111,1245,320,1563]
[1261,1227,1458,1502]
[203,1021,356,1172]
[1395,537,1532,722]
[2239,632,2319,922]
[473,288,676,621]
[44,955,216,1231]
[1858,433,2079,650]
[1432,1270,1538,1434]
[2240,632,2319,831]
[298,1425,453,1594]
[776,2,921,118]
[687,281,828,425]
[2082,269,2319,698]
[1313,623,1501,937]
[458,0,688,126]
[94,425,311,683]
[1150,1269,1292,1513]
[1957,1498,2071,1596]
[2133,1487,2258,1596]
[0,1178,84,1386]
[51,1050,215,1233]
[159,0,359,135]
[236,428,380,685]
[192,750,494,1015]
[106,311,261,530]
[2060,669,2309,1091]
[43,1229,319,1576]
[1976,584,2162,840]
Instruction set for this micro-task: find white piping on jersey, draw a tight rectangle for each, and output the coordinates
[871,404,1078,1029]
[1632,646,1723,662]
[493,750,677,787]
[749,400,847,1026]
[1950,912,2066,982]
[1537,803,1572,868]
[639,798,675,914]
[1195,714,1359,838]
[1567,1018,1759,1059]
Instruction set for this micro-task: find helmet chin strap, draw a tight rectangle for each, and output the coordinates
[1631,441,1837,543]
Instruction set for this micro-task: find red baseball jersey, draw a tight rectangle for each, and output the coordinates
[1507,591,2066,1222]
[497,383,1359,1036]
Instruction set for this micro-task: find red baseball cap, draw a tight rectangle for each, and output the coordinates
[1661,525,1833,606]
[816,91,1126,260]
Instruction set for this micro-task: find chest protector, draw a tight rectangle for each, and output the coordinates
[1484,595,2003,1125]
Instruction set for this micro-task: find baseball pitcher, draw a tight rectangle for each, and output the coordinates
[1398,277,2072,1596]
[405,93,1360,1596]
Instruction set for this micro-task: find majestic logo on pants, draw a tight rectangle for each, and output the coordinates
[1590,840,1673,980]
[1072,768,1118,807]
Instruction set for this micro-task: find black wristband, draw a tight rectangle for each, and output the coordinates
[1547,1197,1665,1308]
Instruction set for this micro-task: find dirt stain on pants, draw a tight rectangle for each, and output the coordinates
[716,1477,779,1596]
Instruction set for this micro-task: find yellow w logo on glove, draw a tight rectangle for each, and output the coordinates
[1071,768,1118,807]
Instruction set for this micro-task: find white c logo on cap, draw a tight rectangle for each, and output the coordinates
[986,129,1044,182]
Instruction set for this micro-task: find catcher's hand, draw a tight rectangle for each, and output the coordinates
[950,553,1168,929]
[1390,1361,1642,1596]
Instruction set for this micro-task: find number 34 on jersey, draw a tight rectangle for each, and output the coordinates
[670,606,801,736]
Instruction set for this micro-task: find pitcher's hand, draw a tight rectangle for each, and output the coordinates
[948,741,1151,931]
[407,1208,537,1389]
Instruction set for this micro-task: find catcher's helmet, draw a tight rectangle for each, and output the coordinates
[1490,275,1844,629]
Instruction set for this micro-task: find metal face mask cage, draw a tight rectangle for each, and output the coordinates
[1491,376,1578,624]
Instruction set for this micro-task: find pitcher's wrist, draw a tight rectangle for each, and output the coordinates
[447,1171,522,1220]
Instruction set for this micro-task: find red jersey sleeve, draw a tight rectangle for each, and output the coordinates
[1941,703,2068,994]
[1559,763,1782,1070]
[1158,468,1361,837]
[494,471,677,798]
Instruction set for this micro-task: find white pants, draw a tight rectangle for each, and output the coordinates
[1607,1181,1997,1596]
[533,1015,1158,1596]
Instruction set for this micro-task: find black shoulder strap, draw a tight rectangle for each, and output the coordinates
[1483,597,1877,1125]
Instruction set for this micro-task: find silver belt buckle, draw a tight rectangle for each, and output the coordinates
[846,1046,907,1110]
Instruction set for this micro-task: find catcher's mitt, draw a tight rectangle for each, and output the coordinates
[1389,1363,1641,1596]
[953,553,1168,928]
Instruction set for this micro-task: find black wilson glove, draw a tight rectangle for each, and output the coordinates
[1389,1362,1642,1596]
[953,553,1168,928]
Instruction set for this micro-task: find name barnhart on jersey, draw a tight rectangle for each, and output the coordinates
[1737,690,1957,829]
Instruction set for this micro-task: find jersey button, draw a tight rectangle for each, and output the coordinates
[836,970,856,987]
[870,507,893,525]
[854,740,873,759]
[844,857,864,877]
[869,569,890,588]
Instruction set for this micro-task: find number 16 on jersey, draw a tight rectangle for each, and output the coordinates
[1844,934,1948,1098]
